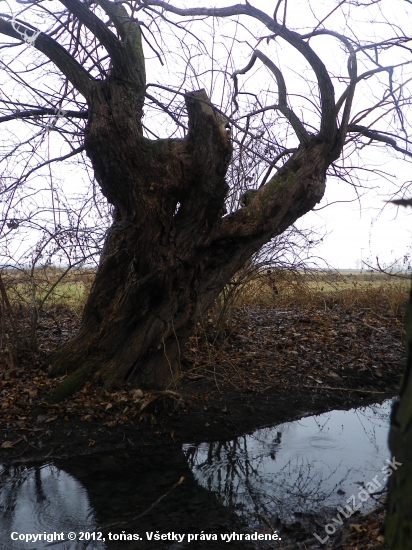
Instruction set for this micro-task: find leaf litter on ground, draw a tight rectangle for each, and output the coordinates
[0,302,405,549]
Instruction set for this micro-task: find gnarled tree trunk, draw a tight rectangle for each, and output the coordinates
[0,0,341,400]
[49,83,234,394]
[48,80,333,399]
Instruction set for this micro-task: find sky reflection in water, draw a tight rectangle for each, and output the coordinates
[0,399,393,548]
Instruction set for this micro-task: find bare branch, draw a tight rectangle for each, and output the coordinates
[58,0,121,61]
[273,0,283,23]
[347,125,412,158]
[0,108,88,123]
[142,1,337,141]
[233,50,309,144]
[312,0,346,34]
[301,28,359,159]
[144,92,186,130]
[335,65,408,114]
[95,0,146,86]
[0,16,93,96]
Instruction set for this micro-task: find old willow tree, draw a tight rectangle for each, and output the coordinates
[0,1,411,397]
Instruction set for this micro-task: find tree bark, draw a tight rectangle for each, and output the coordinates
[48,82,233,395]
[48,75,333,399]
[0,0,339,399]
[386,283,412,549]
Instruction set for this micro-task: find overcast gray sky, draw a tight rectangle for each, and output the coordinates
[2,0,412,271]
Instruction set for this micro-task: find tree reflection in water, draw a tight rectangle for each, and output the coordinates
[183,400,393,527]
[0,400,393,548]
[184,434,342,523]
[0,463,103,550]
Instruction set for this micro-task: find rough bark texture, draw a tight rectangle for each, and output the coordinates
[48,82,233,394]
[386,283,412,549]
[10,0,340,399]
[48,78,334,398]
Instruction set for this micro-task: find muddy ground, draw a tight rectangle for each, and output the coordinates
[0,303,406,549]
[0,303,404,464]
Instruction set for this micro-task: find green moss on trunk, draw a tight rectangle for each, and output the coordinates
[47,364,92,404]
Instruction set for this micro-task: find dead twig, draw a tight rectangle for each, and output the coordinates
[250,511,277,532]
[305,385,387,394]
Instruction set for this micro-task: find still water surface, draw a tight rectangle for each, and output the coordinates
[184,398,392,520]
[0,399,393,549]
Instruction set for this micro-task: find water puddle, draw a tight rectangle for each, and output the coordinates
[184,399,393,526]
[0,464,104,549]
[0,399,394,549]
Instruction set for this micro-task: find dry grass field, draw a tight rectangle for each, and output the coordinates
[228,268,409,314]
[0,266,95,313]
[1,265,409,327]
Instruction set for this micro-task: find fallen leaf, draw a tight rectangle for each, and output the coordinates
[1,438,22,448]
